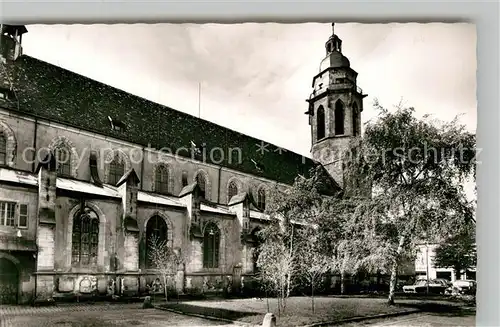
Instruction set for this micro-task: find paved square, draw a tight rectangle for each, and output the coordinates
[339,312,475,327]
[0,303,240,327]
[368,313,475,327]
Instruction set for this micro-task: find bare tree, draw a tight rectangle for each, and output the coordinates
[296,225,332,313]
[257,222,296,316]
[262,174,324,300]
[148,234,180,302]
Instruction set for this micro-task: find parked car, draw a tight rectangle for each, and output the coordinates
[445,279,477,296]
[435,278,453,288]
[402,279,449,294]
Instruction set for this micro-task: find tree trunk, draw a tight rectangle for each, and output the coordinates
[163,275,168,302]
[387,260,398,305]
[287,226,294,298]
[311,280,315,313]
[388,235,406,306]
[281,281,286,312]
[277,293,281,317]
[377,270,381,291]
[340,270,346,295]
[455,267,462,281]
[286,274,291,298]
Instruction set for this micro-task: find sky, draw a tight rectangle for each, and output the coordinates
[21,22,477,199]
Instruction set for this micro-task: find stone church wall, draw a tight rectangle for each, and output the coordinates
[0,109,284,303]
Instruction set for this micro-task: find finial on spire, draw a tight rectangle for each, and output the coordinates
[331,22,335,35]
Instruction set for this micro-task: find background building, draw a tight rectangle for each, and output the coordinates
[414,243,476,282]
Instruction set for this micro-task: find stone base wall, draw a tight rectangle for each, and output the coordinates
[51,274,140,298]
[35,275,55,302]
[6,270,248,304]
[48,273,184,300]
[184,273,232,294]
[55,274,104,296]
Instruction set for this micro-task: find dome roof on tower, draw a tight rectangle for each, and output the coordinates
[319,51,350,72]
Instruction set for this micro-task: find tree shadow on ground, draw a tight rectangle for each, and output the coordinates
[159,302,261,321]
[53,318,119,327]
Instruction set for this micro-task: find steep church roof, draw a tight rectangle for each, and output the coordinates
[0,55,325,186]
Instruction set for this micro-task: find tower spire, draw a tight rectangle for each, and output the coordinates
[325,23,342,54]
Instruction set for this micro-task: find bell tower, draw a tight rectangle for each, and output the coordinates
[306,23,367,189]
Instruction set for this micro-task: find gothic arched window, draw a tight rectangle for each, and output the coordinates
[335,100,345,135]
[352,102,360,137]
[203,222,220,269]
[72,208,99,266]
[257,187,266,211]
[55,146,71,177]
[108,154,125,186]
[196,173,207,199]
[181,171,189,187]
[0,131,6,166]
[228,181,238,202]
[145,215,169,269]
[155,164,170,194]
[316,106,326,140]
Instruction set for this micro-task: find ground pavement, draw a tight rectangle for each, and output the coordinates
[339,311,475,327]
[0,302,245,327]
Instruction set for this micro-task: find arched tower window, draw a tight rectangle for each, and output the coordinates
[0,131,6,166]
[316,106,326,140]
[352,102,360,137]
[108,154,125,186]
[203,222,220,269]
[71,208,99,266]
[334,100,345,135]
[196,173,207,200]
[257,187,266,211]
[228,181,238,201]
[154,164,170,194]
[145,215,169,269]
[55,146,71,177]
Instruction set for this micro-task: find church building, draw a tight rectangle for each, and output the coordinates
[0,23,365,304]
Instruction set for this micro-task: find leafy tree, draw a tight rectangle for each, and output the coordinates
[344,101,476,305]
[296,224,332,312]
[148,235,184,302]
[433,225,476,280]
[316,195,371,295]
